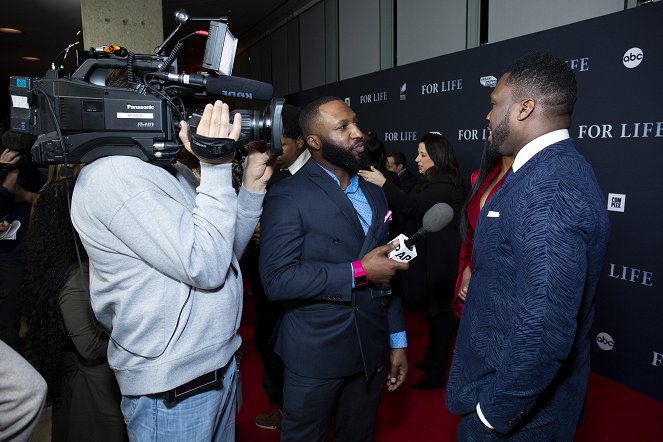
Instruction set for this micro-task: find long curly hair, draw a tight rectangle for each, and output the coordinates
[22,176,87,404]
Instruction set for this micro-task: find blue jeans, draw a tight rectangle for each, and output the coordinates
[120,358,237,442]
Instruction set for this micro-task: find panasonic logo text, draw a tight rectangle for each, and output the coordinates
[127,104,155,110]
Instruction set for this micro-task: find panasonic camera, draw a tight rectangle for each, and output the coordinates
[8,10,284,167]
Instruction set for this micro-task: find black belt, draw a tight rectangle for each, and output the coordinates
[162,356,235,403]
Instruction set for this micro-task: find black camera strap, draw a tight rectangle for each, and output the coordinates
[189,133,245,160]
[0,163,19,172]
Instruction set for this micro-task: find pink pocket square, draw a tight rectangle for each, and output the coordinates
[384,210,393,223]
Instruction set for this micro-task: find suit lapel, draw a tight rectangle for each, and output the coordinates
[358,178,382,256]
[305,161,365,243]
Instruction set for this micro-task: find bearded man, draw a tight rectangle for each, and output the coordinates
[259,96,409,441]
[445,53,610,441]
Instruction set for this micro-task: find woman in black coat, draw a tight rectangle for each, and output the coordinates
[359,132,465,390]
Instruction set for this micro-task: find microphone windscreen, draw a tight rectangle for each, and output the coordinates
[204,75,273,101]
[422,203,454,233]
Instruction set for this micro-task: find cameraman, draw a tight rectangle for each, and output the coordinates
[71,100,273,440]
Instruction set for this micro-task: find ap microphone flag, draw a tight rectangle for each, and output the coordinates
[389,202,454,263]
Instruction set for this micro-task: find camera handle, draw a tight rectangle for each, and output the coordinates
[154,9,227,55]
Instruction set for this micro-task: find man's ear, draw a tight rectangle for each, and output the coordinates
[296,135,306,150]
[517,99,535,121]
[307,135,321,151]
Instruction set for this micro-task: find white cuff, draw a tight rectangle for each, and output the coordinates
[476,403,494,430]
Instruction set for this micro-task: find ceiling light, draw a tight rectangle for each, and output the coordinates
[0,27,24,35]
[22,56,40,61]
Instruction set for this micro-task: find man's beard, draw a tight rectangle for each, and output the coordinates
[487,113,511,156]
[321,138,370,172]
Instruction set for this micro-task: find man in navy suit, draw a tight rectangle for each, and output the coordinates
[386,151,418,194]
[260,96,409,441]
[445,53,610,441]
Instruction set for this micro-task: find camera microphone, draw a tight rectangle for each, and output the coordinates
[151,72,273,101]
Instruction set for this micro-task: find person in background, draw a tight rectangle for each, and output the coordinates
[359,132,466,390]
[386,151,418,194]
[246,104,310,431]
[445,52,610,440]
[22,175,127,441]
[364,131,401,189]
[0,131,45,350]
[260,96,408,441]
[364,131,402,238]
[451,146,513,319]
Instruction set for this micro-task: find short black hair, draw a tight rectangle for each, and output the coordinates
[388,151,406,167]
[299,96,343,137]
[505,52,577,116]
[281,104,302,140]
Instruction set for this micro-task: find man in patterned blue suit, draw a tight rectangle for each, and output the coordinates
[445,53,610,441]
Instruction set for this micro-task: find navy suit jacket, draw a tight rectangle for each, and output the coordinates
[446,138,610,439]
[259,159,405,379]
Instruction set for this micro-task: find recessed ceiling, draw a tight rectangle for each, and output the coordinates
[1,0,313,81]
[1,0,313,124]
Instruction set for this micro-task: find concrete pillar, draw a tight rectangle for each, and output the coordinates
[80,0,163,55]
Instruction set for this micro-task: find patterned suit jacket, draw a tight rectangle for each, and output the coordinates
[446,138,610,440]
[259,159,405,379]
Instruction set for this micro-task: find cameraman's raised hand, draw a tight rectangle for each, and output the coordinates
[179,100,241,164]
[0,149,20,166]
[243,141,274,194]
[1,149,20,194]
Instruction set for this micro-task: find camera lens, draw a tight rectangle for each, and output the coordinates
[231,98,284,155]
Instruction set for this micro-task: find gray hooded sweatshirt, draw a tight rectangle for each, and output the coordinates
[71,156,263,396]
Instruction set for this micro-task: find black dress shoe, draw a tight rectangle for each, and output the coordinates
[412,373,445,390]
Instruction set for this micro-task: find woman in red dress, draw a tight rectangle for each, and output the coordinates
[451,149,513,319]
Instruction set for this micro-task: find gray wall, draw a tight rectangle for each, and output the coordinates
[271,21,301,97]
[396,0,467,66]
[488,0,625,43]
[299,2,327,91]
[238,0,639,95]
[339,0,380,79]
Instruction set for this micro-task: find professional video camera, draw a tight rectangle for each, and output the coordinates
[8,10,284,167]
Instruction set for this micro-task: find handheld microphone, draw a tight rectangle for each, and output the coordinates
[389,203,454,263]
[150,72,273,100]
[404,202,454,249]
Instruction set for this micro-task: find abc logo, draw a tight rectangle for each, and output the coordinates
[622,47,643,69]
[596,332,614,351]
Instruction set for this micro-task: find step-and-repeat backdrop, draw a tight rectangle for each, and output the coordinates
[287,4,663,402]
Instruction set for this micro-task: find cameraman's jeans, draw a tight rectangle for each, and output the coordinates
[120,358,237,442]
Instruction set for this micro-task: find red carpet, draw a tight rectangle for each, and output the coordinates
[236,293,663,441]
